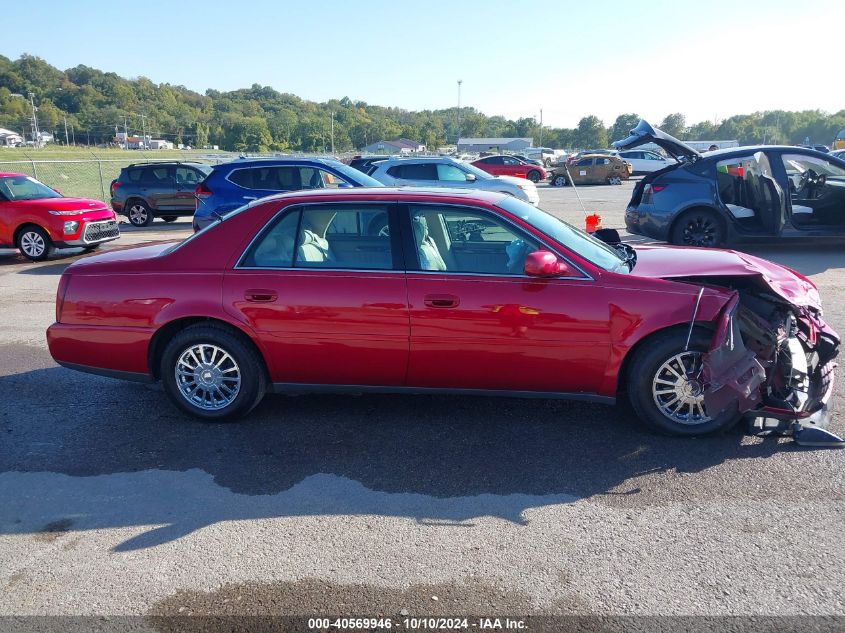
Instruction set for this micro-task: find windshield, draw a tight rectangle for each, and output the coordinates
[495,196,629,273]
[456,161,493,180]
[0,176,62,201]
[324,161,383,187]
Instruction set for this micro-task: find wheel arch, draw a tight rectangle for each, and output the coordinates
[667,204,728,244]
[148,316,270,382]
[14,221,51,244]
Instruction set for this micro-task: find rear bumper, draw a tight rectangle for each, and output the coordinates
[47,322,153,376]
[624,205,671,241]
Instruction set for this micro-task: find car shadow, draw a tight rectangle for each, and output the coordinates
[0,350,793,552]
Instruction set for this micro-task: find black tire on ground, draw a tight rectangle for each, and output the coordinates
[527,170,542,183]
[16,225,54,262]
[670,208,725,247]
[627,328,741,436]
[160,324,268,421]
[162,216,178,223]
[126,199,154,227]
[551,174,568,187]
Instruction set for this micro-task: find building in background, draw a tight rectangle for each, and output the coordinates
[457,137,532,153]
[362,138,425,154]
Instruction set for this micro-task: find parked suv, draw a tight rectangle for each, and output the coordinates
[111,162,212,227]
[193,158,383,231]
[368,156,539,205]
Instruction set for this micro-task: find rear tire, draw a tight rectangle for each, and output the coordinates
[161,324,267,421]
[527,170,542,183]
[16,226,54,261]
[670,208,725,247]
[627,329,740,436]
[127,200,153,227]
[162,216,178,223]
[551,174,568,187]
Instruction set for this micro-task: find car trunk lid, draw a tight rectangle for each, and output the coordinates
[613,120,702,163]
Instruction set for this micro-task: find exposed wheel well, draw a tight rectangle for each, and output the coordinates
[668,206,727,242]
[615,323,714,398]
[148,317,269,381]
[13,223,49,245]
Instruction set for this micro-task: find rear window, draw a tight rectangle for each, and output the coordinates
[125,168,144,182]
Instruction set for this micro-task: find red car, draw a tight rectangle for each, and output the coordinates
[0,172,120,261]
[472,155,548,183]
[47,188,838,441]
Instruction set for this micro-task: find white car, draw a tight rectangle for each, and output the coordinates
[369,157,539,205]
[616,149,676,174]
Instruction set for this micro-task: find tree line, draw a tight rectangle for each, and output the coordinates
[1,55,843,152]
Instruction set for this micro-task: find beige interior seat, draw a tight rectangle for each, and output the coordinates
[412,216,447,271]
[298,229,334,264]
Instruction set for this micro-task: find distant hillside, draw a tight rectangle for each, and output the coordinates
[1,54,843,151]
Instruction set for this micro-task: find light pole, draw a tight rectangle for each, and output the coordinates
[538,108,543,147]
[457,79,463,145]
[28,92,40,147]
[140,114,148,149]
[64,116,70,146]
[330,111,335,154]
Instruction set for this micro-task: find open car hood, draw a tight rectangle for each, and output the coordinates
[630,245,821,309]
[612,120,701,162]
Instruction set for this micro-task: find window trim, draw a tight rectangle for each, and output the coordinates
[398,202,592,281]
[234,201,403,273]
[223,162,350,192]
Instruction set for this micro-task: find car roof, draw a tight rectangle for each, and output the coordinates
[698,145,828,160]
[211,157,342,171]
[245,186,509,207]
[124,161,208,168]
[0,172,29,178]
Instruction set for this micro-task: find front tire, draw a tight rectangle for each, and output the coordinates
[161,324,267,421]
[670,209,725,247]
[551,174,568,187]
[627,329,740,436]
[127,200,153,227]
[16,226,54,261]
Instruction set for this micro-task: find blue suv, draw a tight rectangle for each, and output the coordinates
[193,158,383,231]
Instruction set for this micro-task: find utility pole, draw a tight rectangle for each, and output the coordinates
[64,116,70,146]
[456,79,463,145]
[28,92,40,147]
[71,124,75,146]
[140,114,148,149]
[123,116,129,149]
[330,111,335,154]
[538,108,543,147]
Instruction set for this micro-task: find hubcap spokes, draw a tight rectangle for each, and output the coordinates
[21,232,45,257]
[684,218,715,246]
[130,206,147,223]
[652,351,711,425]
[175,344,241,411]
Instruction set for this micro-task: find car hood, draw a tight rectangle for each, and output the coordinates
[497,175,535,187]
[13,197,111,212]
[612,120,701,162]
[630,244,821,309]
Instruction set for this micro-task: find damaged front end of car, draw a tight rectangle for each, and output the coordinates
[694,277,841,446]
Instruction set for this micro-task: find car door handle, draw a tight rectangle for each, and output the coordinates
[244,289,278,302]
[424,294,459,308]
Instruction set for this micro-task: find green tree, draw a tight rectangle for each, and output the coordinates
[574,116,608,149]
[609,114,641,144]
[659,113,687,138]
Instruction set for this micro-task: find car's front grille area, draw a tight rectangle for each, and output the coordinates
[83,220,120,243]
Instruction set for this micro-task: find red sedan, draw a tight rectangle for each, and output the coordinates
[47,188,838,440]
[472,155,548,183]
[0,172,120,261]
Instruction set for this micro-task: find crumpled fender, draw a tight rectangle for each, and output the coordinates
[702,293,766,416]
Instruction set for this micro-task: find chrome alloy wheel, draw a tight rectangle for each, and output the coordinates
[20,231,46,257]
[128,204,148,225]
[651,351,711,425]
[175,344,241,411]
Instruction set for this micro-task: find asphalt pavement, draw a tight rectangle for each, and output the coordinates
[0,181,843,622]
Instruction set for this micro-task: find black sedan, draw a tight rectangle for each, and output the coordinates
[615,120,845,247]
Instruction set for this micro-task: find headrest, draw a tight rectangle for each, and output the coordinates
[412,215,429,245]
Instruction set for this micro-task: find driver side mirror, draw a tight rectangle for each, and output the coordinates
[465,173,476,182]
[524,250,574,277]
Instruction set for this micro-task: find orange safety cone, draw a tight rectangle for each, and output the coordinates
[585,213,602,233]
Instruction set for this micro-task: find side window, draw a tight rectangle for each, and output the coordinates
[299,168,349,189]
[175,167,200,185]
[575,158,594,167]
[396,163,438,180]
[436,164,467,182]
[241,209,300,268]
[142,166,172,184]
[297,206,393,269]
[228,168,254,188]
[502,157,519,165]
[126,168,144,183]
[409,206,540,275]
[487,156,504,165]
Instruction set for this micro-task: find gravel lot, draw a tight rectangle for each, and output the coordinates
[1,181,843,622]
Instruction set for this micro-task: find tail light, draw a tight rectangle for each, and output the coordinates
[56,273,71,322]
[641,183,667,204]
[110,181,120,194]
[195,182,212,210]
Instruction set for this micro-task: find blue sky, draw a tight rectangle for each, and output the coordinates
[3,0,843,128]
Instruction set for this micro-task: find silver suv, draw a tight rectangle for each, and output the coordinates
[368,156,539,205]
